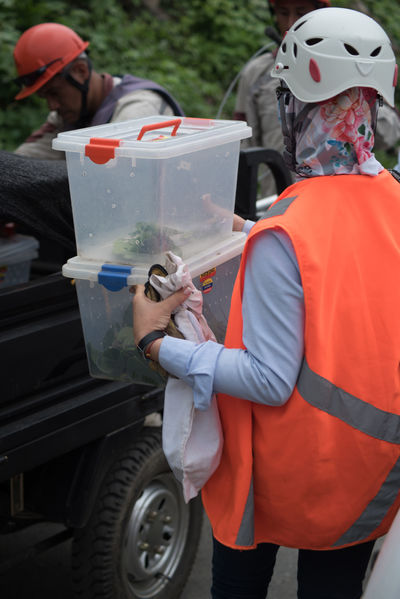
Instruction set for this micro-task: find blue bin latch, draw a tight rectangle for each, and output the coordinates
[98,264,132,292]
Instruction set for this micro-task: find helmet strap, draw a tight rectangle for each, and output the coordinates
[278,91,297,172]
[370,95,382,135]
[63,57,93,127]
[278,89,316,175]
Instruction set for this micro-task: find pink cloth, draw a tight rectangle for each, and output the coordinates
[285,87,384,177]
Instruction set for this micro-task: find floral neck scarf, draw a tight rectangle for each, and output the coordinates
[281,87,384,178]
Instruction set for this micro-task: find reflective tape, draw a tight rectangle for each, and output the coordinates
[235,477,255,546]
[297,358,400,444]
[333,455,400,546]
[298,358,400,546]
[262,195,297,218]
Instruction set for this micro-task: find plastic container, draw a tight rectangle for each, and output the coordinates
[53,116,251,264]
[62,233,245,386]
[0,234,39,289]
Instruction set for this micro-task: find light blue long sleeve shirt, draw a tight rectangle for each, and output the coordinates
[159,224,305,410]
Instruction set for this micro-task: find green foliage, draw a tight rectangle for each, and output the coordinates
[1,0,399,168]
[0,0,270,150]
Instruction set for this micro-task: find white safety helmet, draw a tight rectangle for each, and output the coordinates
[271,7,397,106]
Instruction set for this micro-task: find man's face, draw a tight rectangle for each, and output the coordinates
[37,74,82,125]
[274,0,317,36]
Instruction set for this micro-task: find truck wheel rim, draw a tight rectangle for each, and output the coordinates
[122,472,190,597]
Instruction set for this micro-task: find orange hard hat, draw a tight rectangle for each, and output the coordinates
[14,23,89,100]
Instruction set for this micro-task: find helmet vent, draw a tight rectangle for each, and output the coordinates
[294,20,307,31]
[370,46,382,57]
[293,43,298,58]
[344,43,359,56]
[282,42,287,53]
[305,38,323,46]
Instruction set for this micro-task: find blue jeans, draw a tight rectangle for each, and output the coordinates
[211,537,375,599]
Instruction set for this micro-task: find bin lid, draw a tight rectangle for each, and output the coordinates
[53,116,251,162]
[0,234,39,265]
[62,231,245,290]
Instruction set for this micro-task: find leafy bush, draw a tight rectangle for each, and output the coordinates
[0,0,270,149]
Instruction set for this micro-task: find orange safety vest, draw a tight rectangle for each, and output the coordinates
[202,170,400,551]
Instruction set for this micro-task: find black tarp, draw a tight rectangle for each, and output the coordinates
[0,151,76,260]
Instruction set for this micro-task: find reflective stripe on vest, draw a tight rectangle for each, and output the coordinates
[298,358,400,444]
[235,477,255,546]
[333,455,400,546]
[298,357,400,546]
[263,195,297,218]
[232,357,400,549]
[234,453,400,548]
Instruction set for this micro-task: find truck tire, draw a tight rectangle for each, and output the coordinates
[71,428,204,599]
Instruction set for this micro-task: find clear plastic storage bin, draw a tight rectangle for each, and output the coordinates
[62,233,245,386]
[0,234,39,289]
[53,116,251,264]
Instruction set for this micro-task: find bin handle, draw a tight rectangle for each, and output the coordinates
[137,118,181,141]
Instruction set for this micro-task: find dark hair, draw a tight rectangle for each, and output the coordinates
[268,0,329,12]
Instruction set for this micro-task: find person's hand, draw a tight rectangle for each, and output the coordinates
[131,284,191,345]
[201,193,232,223]
[233,213,245,231]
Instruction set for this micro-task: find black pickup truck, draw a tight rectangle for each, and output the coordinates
[0,148,291,599]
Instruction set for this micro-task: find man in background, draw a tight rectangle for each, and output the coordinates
[13,22,184,160]
[234,0,400,195]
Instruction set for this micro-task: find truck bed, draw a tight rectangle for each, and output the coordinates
[0,267,163,483]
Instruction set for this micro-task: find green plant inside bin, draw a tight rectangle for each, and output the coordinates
[113,222,180,260]
[86,303,166,385]
[112,210,231,262]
